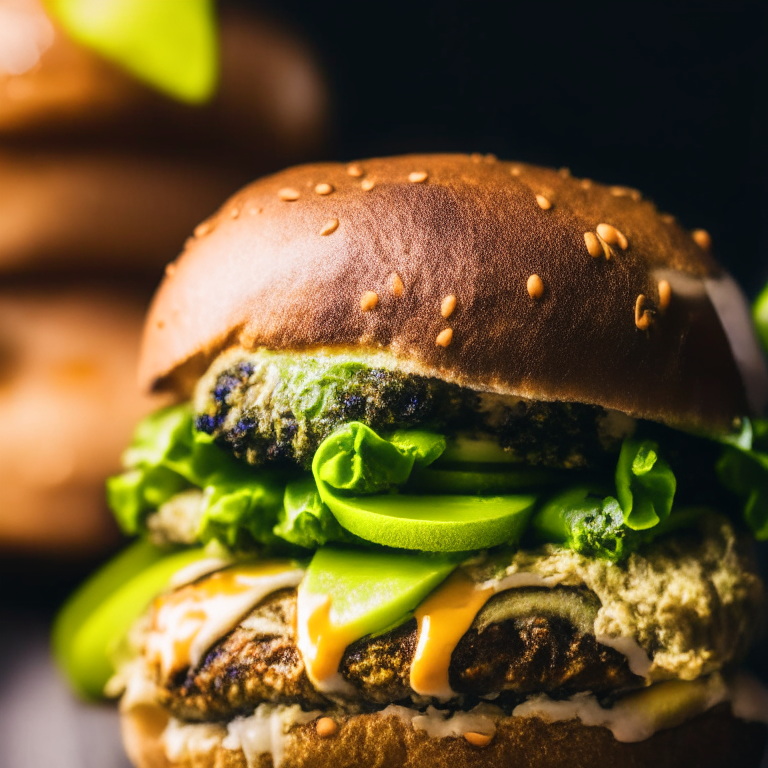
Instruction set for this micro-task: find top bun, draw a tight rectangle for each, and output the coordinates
[140,154,768,434]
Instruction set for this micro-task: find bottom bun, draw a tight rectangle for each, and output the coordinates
[122,703,767,768]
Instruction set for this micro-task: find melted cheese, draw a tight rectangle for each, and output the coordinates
[295,589,358,695]
[410,570,495,699]
[146,561,304,677]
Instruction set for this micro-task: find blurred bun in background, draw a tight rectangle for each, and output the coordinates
[0,287,162,555]
[0,3,328,275]
[0,0,329,556]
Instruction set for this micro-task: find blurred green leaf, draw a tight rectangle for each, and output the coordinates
[46,0,218,103]
[755,282,768,354]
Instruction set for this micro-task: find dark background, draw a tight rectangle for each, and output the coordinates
[252,0,767,295]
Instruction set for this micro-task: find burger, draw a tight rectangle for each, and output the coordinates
[56,155,768,767]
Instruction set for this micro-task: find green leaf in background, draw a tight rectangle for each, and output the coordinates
[717,445,768,540]
[45,0,218,103]
[615,439,676,530]
[754,282,768,355]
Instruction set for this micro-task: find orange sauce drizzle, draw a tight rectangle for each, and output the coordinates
[410,569,495,699]
[301,596,360,689]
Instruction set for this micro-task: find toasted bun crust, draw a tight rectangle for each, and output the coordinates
[122,703,767,768]
[140,154,768,434]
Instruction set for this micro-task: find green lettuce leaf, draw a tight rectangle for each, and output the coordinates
[716,445,768,540]
[107,404,286,547]
[273,478,356,549]
[531,486,630,561]
[615,439,676,530]
[313,423,446,496]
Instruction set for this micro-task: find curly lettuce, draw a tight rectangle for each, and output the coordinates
[531,439,678,561]
[107,404,287,548]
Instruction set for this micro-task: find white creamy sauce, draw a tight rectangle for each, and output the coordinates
[107,658,158,709]
[595,634,652,678]
[167,556,234,589]
[164,719,225,762]
[512,674,768,742]
[147,565,305,677]
[704,274,768,417]
[222,705,322,768]
[379,703,503,738]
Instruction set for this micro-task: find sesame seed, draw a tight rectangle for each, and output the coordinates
[315,718,337,738]
[320,219,339,236]
[315,182,334,195]
[510,165,522,176]
[278,188,300,201]
[441,294,456,318]
[436,328,453,347]
[360,291,378,312]
[559,167,571,178]
[392,273,404,297]
[596,223,628,250]
[347,165,363,177]
[248,206,262,216]
[635,294,653,331]
[583,232,602,258]
[230,202,242,219]
[527,274,544,299]
[164,262,177,277]
[658,279,672,310]
[692,229,712,250]
[464,732,493,747]
[580,178,592,189]
[194,220,213,238]
[409,171,428,183]
[660,213,675,224]
[470,152,483,163]
[484,153,497,163]
[361,178,375,191]
[535,194,552,210]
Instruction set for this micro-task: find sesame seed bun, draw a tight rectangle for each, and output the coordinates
[139,154,768,435]
[121,702,767,768]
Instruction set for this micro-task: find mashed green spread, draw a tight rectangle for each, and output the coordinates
[482,514,763,682]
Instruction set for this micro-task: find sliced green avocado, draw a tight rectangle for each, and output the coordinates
[322,492,537,551]
[302,547,456,637]
[53,543,211,699]
[407,466,563,495]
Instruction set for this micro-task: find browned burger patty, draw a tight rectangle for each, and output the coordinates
[155,587,640,722]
